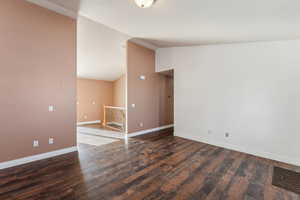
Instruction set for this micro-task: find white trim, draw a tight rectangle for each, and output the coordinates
[0,146,77,170]
[77,127,125,139]
[175,133,300,167]
[127,124,174,137]
[125,47,129,134]
[77,120,101,126]
[107,122,124,127]
[26,0,78,19]
[104,106,126,110]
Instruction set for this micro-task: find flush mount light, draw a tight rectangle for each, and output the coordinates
[134,0,154,8]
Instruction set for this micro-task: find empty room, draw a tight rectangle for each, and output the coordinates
[0,0,300,200]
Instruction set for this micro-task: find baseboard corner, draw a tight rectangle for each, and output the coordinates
[0,146,78,170]
[127,124,174,137]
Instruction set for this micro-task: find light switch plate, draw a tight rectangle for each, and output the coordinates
[49,138,54,144]
[139,75,146,80]
[33,140,39,147]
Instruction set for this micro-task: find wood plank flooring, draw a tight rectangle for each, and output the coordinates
[1,129,300,200]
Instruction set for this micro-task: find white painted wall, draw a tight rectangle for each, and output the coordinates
[156,40,300,166]
[156,48,176,72]
[77,16,130,81]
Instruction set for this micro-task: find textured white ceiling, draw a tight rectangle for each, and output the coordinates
[49,0,80,12]
[28,0,300,80]
[31,0,300,47]
[77,16,129,81]
[78,0,300,47]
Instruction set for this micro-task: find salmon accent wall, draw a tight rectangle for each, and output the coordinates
[0,0,76,162]
[77,78,113,123]
[127,42,173,133]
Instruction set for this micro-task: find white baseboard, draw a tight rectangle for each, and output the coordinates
[77,127,125,139]
[175,133,300,167]
[127,124,174,137]
[77,120,101,126]
[107,121,123,127]
[0,146,77,170]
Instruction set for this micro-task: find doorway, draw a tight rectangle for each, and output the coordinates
[158,69,174,126]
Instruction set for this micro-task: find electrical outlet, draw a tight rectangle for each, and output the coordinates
[33,140,39,147]
[225,132,229,138]
[139,122,144,127]
[92,101,96,105]
[48,105,54,112]
[131,104,136,108]
[208,130,212,134]
[49,138,54,145]
[84,115,88,119]
[139,75,146,80]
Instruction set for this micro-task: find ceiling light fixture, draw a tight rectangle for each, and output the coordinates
[134,0,154,8]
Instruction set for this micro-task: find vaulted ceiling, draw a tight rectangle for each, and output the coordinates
[27,0,300,80]
[30,0,300,47]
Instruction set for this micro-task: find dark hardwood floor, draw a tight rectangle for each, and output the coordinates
[1,129,300,200]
